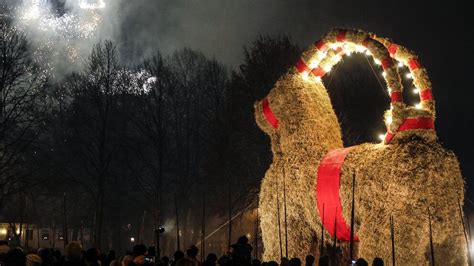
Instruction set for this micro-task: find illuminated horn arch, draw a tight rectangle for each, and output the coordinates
[293,29,436,144]
[373,35,435,111]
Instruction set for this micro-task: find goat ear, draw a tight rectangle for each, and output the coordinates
[255,98,279,136]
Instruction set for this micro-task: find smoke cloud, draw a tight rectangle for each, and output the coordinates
[4,0,121,79]
[4,0,334,76]
[2,0,469,84]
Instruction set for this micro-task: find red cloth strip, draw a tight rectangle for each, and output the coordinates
[315,39,327,51]
[262,98,279,129]
[381,58,393,70]
[398,117,434,131]
[388,43,399,56]
[408,58,421,71]
[420,89,434,101]
[384,132,394,143]
[295,58,310,73]
[317,147,359,242]
[311,67,326,78]
[337,30,347,42]
[390,91,403,102]
[384,117,435,143]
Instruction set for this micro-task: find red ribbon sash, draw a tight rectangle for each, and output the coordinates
[385,117,435,143]
[316,147,359,242]
[262,98,279,129]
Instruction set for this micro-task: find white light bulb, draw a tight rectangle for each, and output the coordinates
[415,103,422,109]
[315,76,322,82]
[329,43,339,50]
[365,50,372,56]
[386,116,393,124]
[406,73,413,79]
[333,55,342,63]
[302,71,309,81]
[309,60,319,69]
[397,62,404,67]
[413,88,420,94]
[323,65,332,73]
[378,134,386,141]
[356,45,366,53]
[382,72,387,77]
[374,59,381,65]
[346,52,352,57]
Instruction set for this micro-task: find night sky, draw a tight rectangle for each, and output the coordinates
[3,0,473,198]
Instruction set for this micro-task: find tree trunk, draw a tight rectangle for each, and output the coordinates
[175,196,180,251]
[63,193,69,248]
[201,194,205,261]
[94,191,105,249]
[228,181,232,248]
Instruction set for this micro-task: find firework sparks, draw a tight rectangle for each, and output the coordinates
[14,0,105,77]
[18,0,103,39]
[79,0,106,10]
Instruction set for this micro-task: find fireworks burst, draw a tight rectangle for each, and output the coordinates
[79,0,106,10]
[18,0,102,39]
[14,0,106,77]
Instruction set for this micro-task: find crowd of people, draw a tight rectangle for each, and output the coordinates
[0,236,384,266]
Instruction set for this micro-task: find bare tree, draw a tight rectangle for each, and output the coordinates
[65,41,126,249]
[0,17,48,215]
[124,52,175,254]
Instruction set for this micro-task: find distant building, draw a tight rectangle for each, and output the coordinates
[0,222,91,251]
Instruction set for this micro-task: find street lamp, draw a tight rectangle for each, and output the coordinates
[130,237,135,243]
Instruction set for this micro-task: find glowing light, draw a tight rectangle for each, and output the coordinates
[317,52,327,60]
[79,0,106,9]
[413,88,420,94]
[246,233,251,239]
[378,134,386,141]
[397,62,404,67]
[415,103,422,109]
[365,50,372,56]
[346,52,352,57]
[302,71,310,81]
[0,229,6,235]
[309,60,319,69]
[16,229,20,234]
[382,72,387,77]
[315,76,322,82]
[386,116,393,124]
[333,55,342,63]
[22,4,40,21]
[355,45,366,53]
[142,76,157,93]
[323,65,332,73]
[406,73,413,79]
[374,59,381,65]
[130,237,135,243]
[329,43,339,50]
